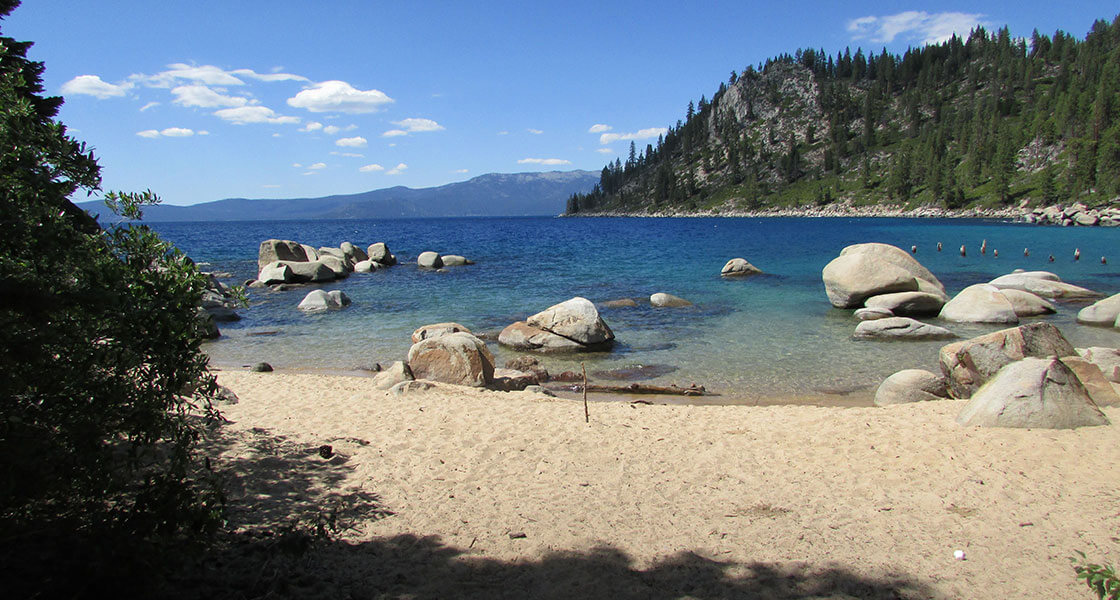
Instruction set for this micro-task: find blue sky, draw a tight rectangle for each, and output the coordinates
[7,1,1118,205]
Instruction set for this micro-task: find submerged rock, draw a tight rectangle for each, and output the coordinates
[988,271,1102,299]
[440,255,474,266]
[602,298,639,308]
[853,317,956,340]
[721,258,762,277]
[650,292,692,308]
[592,364,678,381]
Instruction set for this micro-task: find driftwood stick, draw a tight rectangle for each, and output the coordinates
[581,363,589,423]
[549,382,712,397]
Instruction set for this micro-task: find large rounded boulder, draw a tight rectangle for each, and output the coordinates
[822,243,944,308]
[938,322,1076,399]
[417,251,443,269]
[407,332,494,387]
[939,284,1018,324]
[367,242,397,266]
[956,357,1109,429]
[500,297,615,352]
[875,369,949,406]
[1077,293,1120,326]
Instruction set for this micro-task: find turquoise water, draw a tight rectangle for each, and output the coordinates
[153,217,1120,404]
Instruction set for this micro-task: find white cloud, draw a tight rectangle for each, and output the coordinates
[527,128,544,135]
[322,125,341,135]
[497,130,509,136]
[302,171,318,176]
[331,151,364,157]
[197,130,209,135]
[61,75,132,99]
[300,121,324,132]
[136,127,196,138]
[272,133,281,138]
[847,11,987,45]
[171,84,250,108]
[139,101,160,112]
[213,105,299,125]
[382,129,408,137]
[140,63,246,88]
[453,169,469,174]
[230,68,309,83]
[518,158,572,165]
[596,148,615,154]
[382,118,444,137]
[335,136,367,147]
[588,123,612,133]
[287,80,393,114]
[386,163,407,175]
[359,163,385,172]
[308,162,327,170]
[292,163,303,168]
[599,127,668,145]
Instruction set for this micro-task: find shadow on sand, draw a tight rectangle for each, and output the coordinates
[156,424,943,599]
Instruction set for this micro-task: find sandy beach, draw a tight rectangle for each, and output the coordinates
[198,370,1120,599]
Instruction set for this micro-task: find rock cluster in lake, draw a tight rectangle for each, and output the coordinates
[1021,202,1120,227]
[253,239,401,285]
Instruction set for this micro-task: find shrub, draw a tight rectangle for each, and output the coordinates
[0,0,223,571]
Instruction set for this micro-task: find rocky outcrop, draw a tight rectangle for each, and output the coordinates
[822,243,944,309]
[1022,202,1120,227]
[721,258,762,277]
[938,322,1076,399]
[650,292,692,307]
[853,317,955,340]
[297,289,351,312]
[1077,293,1120,326]
[258,239,309,272]
[1077,347,1120,383]
[411,322,472,344]
[988,271,1101,300]
[956,357,1109,429]
[939,284,1018,324]
[407,332,494,387]
[366,242,397,266]
[417,251,443,269]
[500,297,615,352]
[874,369,949,406]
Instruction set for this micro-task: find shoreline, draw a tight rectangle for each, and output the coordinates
[203,370,1120,599]
[562,200,1119,224]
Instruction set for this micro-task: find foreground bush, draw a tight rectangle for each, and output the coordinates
[0,0,224,590]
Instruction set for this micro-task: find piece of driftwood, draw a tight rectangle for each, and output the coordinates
[548,382,712,397]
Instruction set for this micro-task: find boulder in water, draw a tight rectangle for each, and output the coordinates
[721,258,762,277]
[650,292,692,308]
[939,284,1018,324]
[258,239,308,272]
[1077,293,1120,326]
[526,297,614,347]
[417,251,443,269]
[853,317,956,340]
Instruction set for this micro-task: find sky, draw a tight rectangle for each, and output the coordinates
[6,1,1118,206]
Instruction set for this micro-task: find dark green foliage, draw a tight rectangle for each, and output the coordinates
[1072,551,1120,600]
[567,15,1120,214]
[0,0,223,584]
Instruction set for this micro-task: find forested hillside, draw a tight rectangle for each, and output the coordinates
[567,16,1120,215]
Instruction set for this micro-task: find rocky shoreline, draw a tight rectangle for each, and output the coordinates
[567,200,1120,226]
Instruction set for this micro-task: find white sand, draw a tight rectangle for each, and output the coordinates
[209,370,1120,599]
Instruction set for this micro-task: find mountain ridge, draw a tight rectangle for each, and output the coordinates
[78,170,598,221]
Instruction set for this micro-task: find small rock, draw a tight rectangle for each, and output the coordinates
[603,298,638,308]
[650,292,692,308]
[417,251,443,269]
[854,317,956,340]
[251,362,273,372]
[721,258,762,277]
[854,307,894,321]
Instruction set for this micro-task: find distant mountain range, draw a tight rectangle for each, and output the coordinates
[77,170,598,221]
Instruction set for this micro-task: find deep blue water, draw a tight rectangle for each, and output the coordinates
[152,217,1120,404]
